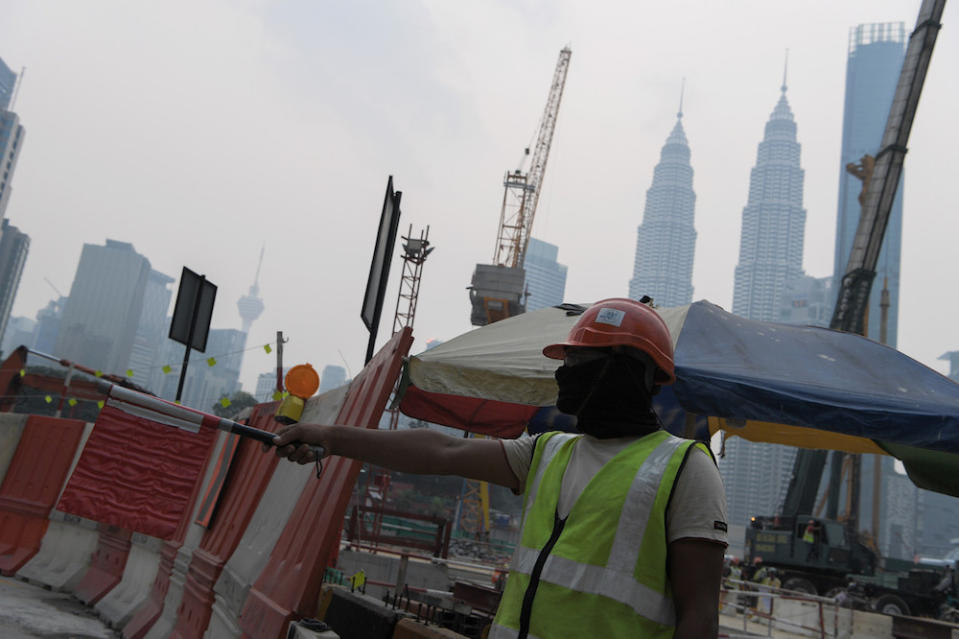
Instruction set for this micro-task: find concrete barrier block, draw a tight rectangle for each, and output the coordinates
[16,512,98,591]
[94,533,163,628]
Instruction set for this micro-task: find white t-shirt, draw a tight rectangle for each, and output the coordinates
[500,433,728,546]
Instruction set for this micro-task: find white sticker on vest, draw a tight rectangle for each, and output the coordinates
[595,308,625,327]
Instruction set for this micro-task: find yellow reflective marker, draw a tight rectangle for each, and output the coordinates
[162,364,172,374]
[97,400,104,410]
[264,343,272,354]
[220,397,231,408]
[18,369,25,377]
[207,357,216,367]
[272,390,283,401]
[44,395,53,404]
[68,398,78,407]
[94,370,103,378]
[126,369,134,378]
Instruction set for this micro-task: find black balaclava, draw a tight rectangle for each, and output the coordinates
[554,350,660,439]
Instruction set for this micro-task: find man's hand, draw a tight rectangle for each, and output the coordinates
[268,423,330,464]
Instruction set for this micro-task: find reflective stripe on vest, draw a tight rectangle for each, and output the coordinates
[490,430,696,639]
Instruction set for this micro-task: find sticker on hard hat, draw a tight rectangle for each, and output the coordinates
[595,308,625,327]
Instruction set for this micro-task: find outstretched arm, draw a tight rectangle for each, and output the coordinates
[271,423,520,491]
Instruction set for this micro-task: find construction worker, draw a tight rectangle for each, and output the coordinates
[270,298,728,638]
[803,519,821,560]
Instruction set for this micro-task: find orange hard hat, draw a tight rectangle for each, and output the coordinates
[543,298,675,384]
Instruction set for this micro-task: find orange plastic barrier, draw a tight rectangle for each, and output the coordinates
[0,415,85,575]
[122,429,228,639]
[168,403,284,639]
[240,328,413,639]
[73,523,133,604]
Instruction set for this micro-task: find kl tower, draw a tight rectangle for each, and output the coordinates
[237,246,265,334]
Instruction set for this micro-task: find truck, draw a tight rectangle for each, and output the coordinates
[744,515,955,618]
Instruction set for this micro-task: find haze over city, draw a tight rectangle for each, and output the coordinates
[1,0,958,394]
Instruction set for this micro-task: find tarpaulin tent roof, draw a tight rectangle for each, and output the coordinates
[399,301,959,497]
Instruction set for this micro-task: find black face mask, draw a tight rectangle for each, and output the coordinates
[554,352,659,438]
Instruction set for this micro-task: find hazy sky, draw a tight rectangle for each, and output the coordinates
[2,0,957,394]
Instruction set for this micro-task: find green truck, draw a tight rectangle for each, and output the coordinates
[744,515,954,618]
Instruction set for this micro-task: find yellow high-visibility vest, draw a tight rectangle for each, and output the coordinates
[489,430,709,639]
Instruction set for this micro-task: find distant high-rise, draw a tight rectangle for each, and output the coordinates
[523,238,567,311]
[157,328,246,410]
[0,315,34,356]
[255,369,286,402]
[834,23,905,347]
[629,101,696,307]
[778,274,832,327]
[0,106,25,222]
[0,58,15,110]
[732,78,806,322]
[33,297,65,353]
[0,219,29,345]
[128,270,174,390]
[56,240,152,373]
[319,364,347,394]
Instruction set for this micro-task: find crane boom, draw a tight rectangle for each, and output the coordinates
[493,47,572,268]
[781,0,945,521]
[469,47,572,326]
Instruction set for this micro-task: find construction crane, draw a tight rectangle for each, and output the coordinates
[780,0,945,531]
[469,47,572,326]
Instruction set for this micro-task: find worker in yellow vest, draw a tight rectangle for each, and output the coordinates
[271,298,728,638]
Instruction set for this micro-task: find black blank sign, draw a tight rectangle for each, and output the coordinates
[169,267,217,352]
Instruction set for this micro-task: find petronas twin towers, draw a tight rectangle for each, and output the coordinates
[629,80,806,320]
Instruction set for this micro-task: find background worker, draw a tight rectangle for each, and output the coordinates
[271,298,728,639]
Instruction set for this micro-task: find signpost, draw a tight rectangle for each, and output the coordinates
[361,176,402,364]
[169,267,217,402]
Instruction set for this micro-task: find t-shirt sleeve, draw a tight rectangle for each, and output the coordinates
[500,435,537,495]
[666,446,728,546]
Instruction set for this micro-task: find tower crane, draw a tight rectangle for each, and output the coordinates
[469,47,572,326]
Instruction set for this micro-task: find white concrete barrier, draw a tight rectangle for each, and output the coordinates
[16,511,100,591]
[94,532,163,628]
[204,386,349,639]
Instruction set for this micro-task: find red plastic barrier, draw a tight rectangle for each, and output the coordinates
[58,404,217,540]
[73,524,133,604]
[168,403,284,639]
[0,415,85,575]
[240,328,413,639]
[123,424,228,638]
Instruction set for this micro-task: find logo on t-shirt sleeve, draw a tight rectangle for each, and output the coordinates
[714,520,728,533]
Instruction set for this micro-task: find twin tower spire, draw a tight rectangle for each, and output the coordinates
[629,54,803,320]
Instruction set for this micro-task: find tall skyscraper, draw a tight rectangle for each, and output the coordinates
[732,78,807,322]
[0,58,15,110]
[0,103,25,222]
[319,364,347,394]
[629,101,696,307]
[0,219,29,345]
[722,72,807,527]
[237,246,265,334]
[128,269,174,390]
[834,23,905,347]
[523,238,567,311]
[55,240,152,373]
[33,297,65,353]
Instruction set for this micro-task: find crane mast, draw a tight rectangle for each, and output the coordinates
[469,47,572,326]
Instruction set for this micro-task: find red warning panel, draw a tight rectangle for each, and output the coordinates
[57,404,217,540]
